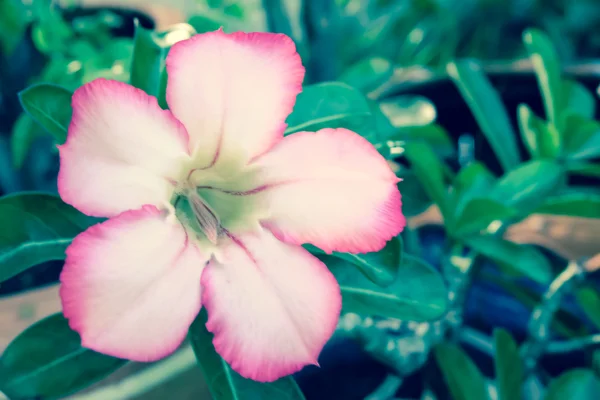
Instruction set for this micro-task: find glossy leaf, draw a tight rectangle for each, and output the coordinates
[491,160,564,213]
[305,236,403,287]
[451,161,495,217]
[452,199,517,237]
[523,29,562,128]
[339,57,393,93]
[0,313,126,399]
[403,141,452,222]
[284,82,375,141]
[563,80,595,120]
[18,83,73,144]
[494,329,523,400]
[536,191,600,219]
[130,23,195,108]
[575,288,600,330]
[324,254,447,321]
[10,113,43,169]
[567,162,600,178]
[188,309,305,400]
[562,114,600,161]
[396,166,433,217]
[447,60,520,171]
[464,236,552,283]
[0,193,98,283]
[379,96,437,128]
[391,123,455,159]
[434,343,488,400]
[517,103,560,159]
[544,369,600,400]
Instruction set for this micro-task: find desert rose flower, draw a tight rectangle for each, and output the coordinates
[57,29,405,382]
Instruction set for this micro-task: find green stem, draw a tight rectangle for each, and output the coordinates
[520,260,586,371]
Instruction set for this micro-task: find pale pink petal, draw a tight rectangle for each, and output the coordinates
[165,30,304,168]
[201,229,341,382]
[58,78,190,218]
[248,128,405,254]
[60,205,207,362]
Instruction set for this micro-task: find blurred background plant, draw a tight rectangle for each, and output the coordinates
[1,0,600,399]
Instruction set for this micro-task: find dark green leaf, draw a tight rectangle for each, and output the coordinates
[563,114,600,161]
[11,113,43,169]
[523,29,563,128]
[284,82,375,141]
[447,60,520,171]
[396,166,433,217]
[491,160,564,213]
[434,343,488,400]
[391,123,455,159]
[324,254,447,321]
[517,103,560,159]
[536,191,600,219]
[18,83,73,144]
[494,329,523,400]
[305,236,402,287]
[464,235,552,283]
[544,369,600,400]
[188,310,305,400]
[452,199,517,237]
[0,313,126,399]
[403,141,452,222]
[567,162,600,177]
[575,288,600,330]
[339,57,393,93]
[0,193,98,282]
[130,23,195,107]
[451,161,496,217]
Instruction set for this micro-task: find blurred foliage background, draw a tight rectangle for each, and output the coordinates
[1,1,600,400]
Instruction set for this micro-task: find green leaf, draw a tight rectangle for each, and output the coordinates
[452,199,517,237]
[284,82,375,141]
[396,166,433,217]
[305,237,402,287]
[18,83,73,144]
[523,29,563,128]
[563,80,595,120]
[544,369,600,400]
[493,329,523,400]
[517,103,560,159]
[464,235,552,283]
[567,162,600,177]
[447,60,520,171]
[562,114,600,161]
[11,113,44,169]
[491,160,564,213]
[0,313,126,399]
[378,96,437,128]
[451,162,496,217]
[391,123,455,159]
[339,57,393,93]
[536,191,600,219]
[263,0,308,61]
[323,254,447,321]
[575,288,600,330]
[188,309,305,400]
[0,193,98,283]
[403,141,452,222]
[434,343,488,400]
[130,23,195,107]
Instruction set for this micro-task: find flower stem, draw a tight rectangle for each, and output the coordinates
[520,260,586,371]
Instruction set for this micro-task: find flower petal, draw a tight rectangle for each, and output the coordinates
[165,30,304,168]
[58,78,190,218]
[201,229,341,382]
[60,205,207,362]
[250,128,405,254]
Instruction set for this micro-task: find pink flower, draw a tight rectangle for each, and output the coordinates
[57,30,405,382]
